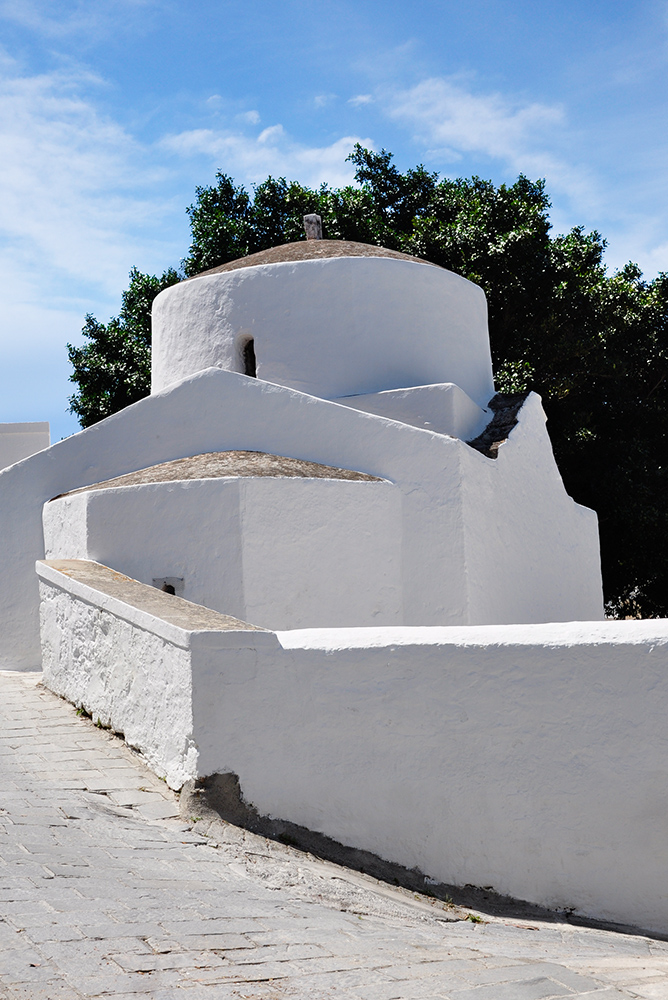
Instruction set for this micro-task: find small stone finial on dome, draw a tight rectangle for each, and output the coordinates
[303,214,323,240]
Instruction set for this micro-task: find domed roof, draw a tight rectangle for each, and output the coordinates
[53,451,379,499]
[193,240,439,278]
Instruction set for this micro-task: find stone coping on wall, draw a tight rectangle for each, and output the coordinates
[467,392,531,458]
[51,451,381,500]
[192,240,440,279]
[37,559,277,650]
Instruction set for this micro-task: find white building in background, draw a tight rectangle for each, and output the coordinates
[0,421,49,471]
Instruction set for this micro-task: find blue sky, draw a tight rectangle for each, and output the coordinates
[0,0,666,441]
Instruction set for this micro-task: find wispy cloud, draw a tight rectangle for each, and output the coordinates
[0,0,160,40]
[374,72,668,274]
[0,47,177,433]
[349,94,373,107]
[161,126,370,188]
[237,109,260,125]
[385,77,564,169]
[0,60,179,312]
[379,75,600,215]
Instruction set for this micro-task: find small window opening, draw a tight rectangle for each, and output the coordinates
[153,577,184,597]
[242,338,257,378]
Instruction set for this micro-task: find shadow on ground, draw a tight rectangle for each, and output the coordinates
[181,772,667,943]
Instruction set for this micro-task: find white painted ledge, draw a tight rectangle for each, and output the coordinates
[333,382,489,441]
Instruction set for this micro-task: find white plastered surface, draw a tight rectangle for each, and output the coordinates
[43,477,403,630]
[196,617,668,934]
[151,257,495,406]
[0,369,603,668]
[333,382,489,441]
[0,422,50,471]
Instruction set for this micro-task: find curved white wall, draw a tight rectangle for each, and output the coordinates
[151,257,495,407]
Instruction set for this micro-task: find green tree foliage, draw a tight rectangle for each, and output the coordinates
[183,175,322,274]
[67,267,180,427]
[68,146,668,616]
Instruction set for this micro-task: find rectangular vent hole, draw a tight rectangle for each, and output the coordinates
[152,577,184,597]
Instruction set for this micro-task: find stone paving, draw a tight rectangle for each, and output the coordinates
[2,672,668,999]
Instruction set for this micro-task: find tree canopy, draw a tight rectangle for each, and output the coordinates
[67,267,180,427]
[67,145,668,618]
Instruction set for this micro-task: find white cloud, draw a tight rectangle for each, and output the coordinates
[0,63,178,302]
[161,126,370,188]
[0,51,374,427]
[380,75,602,216]
[386,77,564,168]
[0,53,181,431]
[349,94,373,107]
[257,123,285,144]
[0,0,160,40]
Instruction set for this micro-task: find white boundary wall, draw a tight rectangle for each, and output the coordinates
[38,560,668,933]
[37,560,277,788]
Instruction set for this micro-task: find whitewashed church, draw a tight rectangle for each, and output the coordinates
[1,222,667,934]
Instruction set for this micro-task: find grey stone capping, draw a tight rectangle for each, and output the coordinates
[36,559,277,650]
[190,239,441,278]
[467,392,531,459]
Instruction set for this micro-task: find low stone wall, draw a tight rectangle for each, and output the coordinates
[38,559,668,933]
[37,559,276,788]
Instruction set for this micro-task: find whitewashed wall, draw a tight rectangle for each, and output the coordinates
[44,477,403,629]
[38,559,668,933]
[151,258,495,407]
[40,569,197,788]
[334,382,489,441]
[201,618,668,933]
[0,422,49,470]
[38,560,277,788]
[0,369,603,669]
[460,393,604,625]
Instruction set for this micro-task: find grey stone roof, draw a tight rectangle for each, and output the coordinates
[192,240,439,278]
[52,451,380,499]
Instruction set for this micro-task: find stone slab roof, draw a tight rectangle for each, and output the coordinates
[192,240,439,278]
[40,559,264,631]
[52,450,380,500]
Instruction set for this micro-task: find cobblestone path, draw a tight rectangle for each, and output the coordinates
[2,671,668,999]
